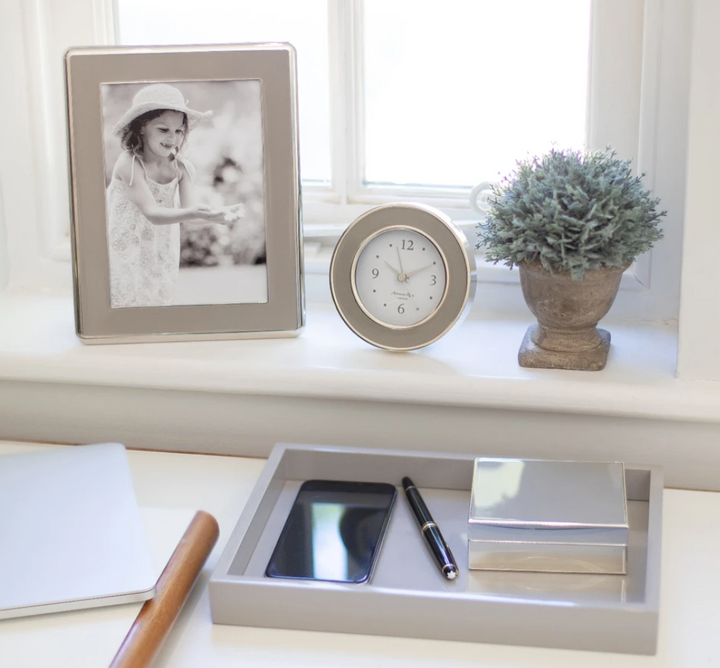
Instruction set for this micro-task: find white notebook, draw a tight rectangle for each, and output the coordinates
[0,443,156,619]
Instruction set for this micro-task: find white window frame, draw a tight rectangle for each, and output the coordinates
[308,3,642,211]
[0,0,690,325]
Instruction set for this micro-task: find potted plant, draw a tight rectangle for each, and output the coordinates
[478,148,665,371]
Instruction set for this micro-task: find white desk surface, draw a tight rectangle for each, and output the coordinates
[0,441,718,668]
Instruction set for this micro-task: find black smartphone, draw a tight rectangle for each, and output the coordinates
[265,480,397,584]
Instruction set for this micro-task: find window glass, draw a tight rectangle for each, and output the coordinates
[363,0,591,187]
[116,0,331,184]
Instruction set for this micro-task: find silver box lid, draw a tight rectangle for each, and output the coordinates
[469,458,628,549]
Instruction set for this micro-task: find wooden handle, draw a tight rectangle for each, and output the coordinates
[110,510,220,668]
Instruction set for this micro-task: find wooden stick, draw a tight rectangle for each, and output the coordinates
[110,511,220,668]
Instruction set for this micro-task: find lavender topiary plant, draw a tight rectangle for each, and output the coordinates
[477,148,665,280]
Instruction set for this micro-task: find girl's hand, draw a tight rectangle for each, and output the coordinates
[194,204,229,223]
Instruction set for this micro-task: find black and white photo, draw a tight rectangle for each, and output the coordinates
[101,79,267,308]
[65,44,303,343]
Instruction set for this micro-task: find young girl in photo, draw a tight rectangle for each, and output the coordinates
[106,83,242,307]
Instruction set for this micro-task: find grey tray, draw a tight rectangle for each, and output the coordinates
[209,444,663,655]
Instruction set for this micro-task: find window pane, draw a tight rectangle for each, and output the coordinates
[363,0,591,188]
[116,0,331,184]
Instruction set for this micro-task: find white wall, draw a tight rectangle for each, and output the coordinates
[677,0,720,380]
[0,0,26,291]
[0,183,8,291]
[0,0,43,291]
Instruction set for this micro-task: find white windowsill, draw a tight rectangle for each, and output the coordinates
[1,287,716,424]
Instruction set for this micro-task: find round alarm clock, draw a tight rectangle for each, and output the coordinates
[330,203,476,351]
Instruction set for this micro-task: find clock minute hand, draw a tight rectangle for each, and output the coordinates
[396,247,406,278]
[393,287,421,313]
[404,289,421,313]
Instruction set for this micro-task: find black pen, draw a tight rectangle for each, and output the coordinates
[402,476,458,580]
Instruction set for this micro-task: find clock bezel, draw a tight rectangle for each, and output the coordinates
[330,203,476,351]
[350,225,449,330]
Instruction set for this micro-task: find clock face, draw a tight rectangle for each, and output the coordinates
[353,227,447,328]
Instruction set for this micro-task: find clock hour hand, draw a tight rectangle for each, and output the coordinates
[384,260,403,280]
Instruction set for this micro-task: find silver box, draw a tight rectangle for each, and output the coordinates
[469,458,628,574]
[210,444,663,655]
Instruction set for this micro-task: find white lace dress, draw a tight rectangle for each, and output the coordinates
[106,156,181,308]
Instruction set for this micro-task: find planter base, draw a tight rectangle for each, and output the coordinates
[518,324,611,371]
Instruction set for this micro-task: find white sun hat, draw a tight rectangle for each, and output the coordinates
[112,83,212,136]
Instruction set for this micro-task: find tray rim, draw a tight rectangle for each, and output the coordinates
[210,443,663,653]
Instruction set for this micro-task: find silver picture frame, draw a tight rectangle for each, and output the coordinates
[65,43,304,344]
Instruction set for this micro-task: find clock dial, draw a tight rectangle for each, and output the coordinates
[353,228,447,327]
[330,203,475,351]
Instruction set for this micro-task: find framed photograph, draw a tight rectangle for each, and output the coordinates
[65,44,304,343]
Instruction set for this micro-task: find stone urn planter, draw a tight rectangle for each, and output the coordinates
[476,148,665,372]
[517,261,630,371]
